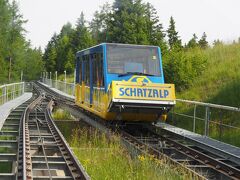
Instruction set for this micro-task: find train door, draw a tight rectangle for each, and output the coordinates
[82,55,90,105]
[92,52,104,110]
[81,55,85,103]
[90,54,93,106]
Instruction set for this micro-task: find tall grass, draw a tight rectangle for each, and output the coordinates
[58,74,74,83]
[52,108,75,120]
[178,43,240,105]
[70,128,194,180]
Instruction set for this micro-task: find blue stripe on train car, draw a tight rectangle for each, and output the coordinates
[76,44,103,56]
[103,43,108,92]
[158,47,165,84]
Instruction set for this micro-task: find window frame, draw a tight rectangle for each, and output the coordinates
[106,44,161,77]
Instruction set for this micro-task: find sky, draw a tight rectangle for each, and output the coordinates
[16,0,240,49]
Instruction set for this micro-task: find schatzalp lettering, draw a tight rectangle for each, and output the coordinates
[119,87,169,98]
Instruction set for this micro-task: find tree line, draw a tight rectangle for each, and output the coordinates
[0,0,43,84]
[43,0,209,91]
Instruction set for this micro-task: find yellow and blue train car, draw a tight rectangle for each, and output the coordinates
[75,43,176,122]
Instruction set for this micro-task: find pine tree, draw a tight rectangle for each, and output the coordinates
[198,32,208,49]
[145,3,167,54]
[43,33,58,72]
[167,16,182,50]
[131,0,148,44]
[186,34,198,48]
[43,12,95,75]
[64,49,75,73]
[0,0,43,83]
[213,39,223,47]
[7,0,27,82]
[24,48,44,80]
[90,3,111,43]
[108,0,136,43]
[71,12,94,52]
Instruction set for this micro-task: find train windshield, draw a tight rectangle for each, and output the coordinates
[107,44,161,76]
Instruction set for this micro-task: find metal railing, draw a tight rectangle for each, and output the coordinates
[170,99,240,146]
[42,78,75,96]
[0,82,25,106]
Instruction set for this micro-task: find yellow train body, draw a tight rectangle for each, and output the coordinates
[75,78,176,122]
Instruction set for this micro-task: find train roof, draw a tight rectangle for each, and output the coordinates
[76,43,160,56]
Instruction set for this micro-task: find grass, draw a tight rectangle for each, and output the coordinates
[0,147,15,153]
[52,108,75,120]
[171,43,240,147]
[70,128,195,180]
[0,162,12,173]
[0,135,16,140]
[178,43,240,105]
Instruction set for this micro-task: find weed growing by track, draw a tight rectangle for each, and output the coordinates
[52,108,75,120]
[70,128,193,180]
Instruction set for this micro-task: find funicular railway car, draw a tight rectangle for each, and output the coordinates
[75,43,176,122]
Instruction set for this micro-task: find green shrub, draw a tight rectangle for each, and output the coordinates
[163,47,207,91]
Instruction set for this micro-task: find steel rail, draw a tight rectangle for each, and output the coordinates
[25,91,43,180]
[15,83,89,180]
[17,88,42,180]
[32,84,90,179]
[0,94,35,180]
[146,126,240,179]
[34,111,52,180]
[45,100,90,179]
[120,129,207,179]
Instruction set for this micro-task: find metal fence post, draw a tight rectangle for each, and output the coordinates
[55,71,58,89]
[171,107,175,126]
[204,106,210,136]
[64,70,67,93]
[193,104,197,133]
[6,85,8,102]
[0,87,1,105]
[219,110,223,140]
[13,84,15,99]
[43,72,45,83]
[22,82,25,94]
[50,72,52,87]
[4,85,7,103]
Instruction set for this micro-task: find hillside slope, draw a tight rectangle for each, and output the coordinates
[178,43,240,107]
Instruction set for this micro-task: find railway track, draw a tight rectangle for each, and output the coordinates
[121,124,240,180]
[36,81,240,180]
[0,84,89,180]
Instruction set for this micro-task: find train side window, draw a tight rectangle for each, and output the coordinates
[83,55,90,86]
[92,53,97,86]
[97,53,104,87]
